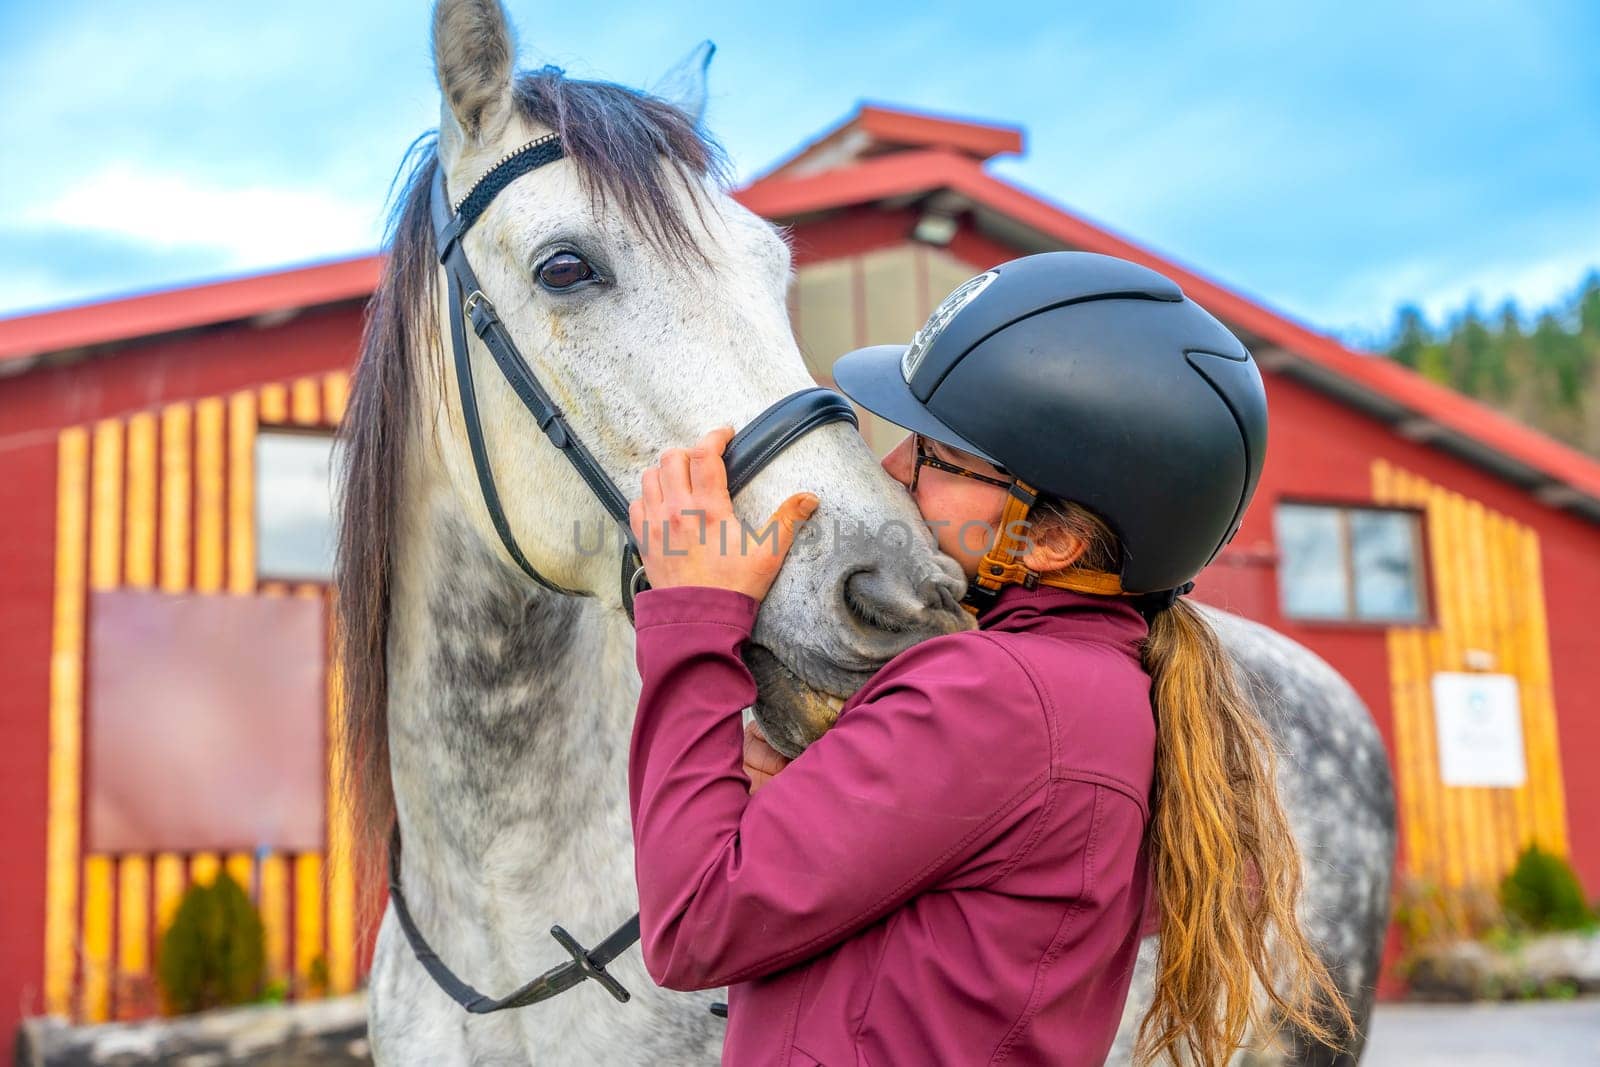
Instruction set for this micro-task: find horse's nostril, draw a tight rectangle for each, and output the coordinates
[843,565,960,634]
[842,567,906,633]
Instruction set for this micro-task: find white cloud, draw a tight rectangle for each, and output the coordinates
[1312,233,1600,340]
[23,162,383,270]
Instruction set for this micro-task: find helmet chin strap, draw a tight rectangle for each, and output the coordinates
[960,481,1126,617]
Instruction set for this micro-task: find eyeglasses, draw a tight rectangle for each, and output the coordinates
[909,433,1013,493]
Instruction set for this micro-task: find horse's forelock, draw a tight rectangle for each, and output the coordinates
[512,66,730,265]
[334,69,725,918]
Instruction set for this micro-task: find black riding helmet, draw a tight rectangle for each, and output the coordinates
[832,251,1268,599]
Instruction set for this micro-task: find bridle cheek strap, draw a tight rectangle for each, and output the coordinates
[962,480,1125,617]
[959,480,1193,620]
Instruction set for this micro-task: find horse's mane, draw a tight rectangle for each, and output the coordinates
[334,67,727,903]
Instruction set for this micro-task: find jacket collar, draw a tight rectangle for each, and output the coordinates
[975,581,1149,655]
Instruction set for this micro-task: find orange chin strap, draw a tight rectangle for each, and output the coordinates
[959,480,1125,618]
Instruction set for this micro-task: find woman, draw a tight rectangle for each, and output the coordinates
[626,252,1353,1066]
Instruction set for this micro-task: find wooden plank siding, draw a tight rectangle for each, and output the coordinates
[43,371,357,1021]
[1374,459,1571,896]
[792,244,977,457]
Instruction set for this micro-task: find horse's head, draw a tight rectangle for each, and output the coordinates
[404,0,970,753]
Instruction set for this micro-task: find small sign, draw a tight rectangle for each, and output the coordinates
[1432,672,1526,788]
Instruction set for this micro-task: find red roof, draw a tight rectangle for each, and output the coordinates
[0,104,1595,519]
[0,254,380,366]
[757,103,1024,181]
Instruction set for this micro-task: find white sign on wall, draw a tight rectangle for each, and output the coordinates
[1432,672,1526,788]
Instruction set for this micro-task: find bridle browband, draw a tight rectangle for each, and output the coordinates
[388,133,857,1016]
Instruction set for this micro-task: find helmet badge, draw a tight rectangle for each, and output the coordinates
[901,270,998,382]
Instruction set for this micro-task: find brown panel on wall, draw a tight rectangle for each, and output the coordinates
[86,590,326,854]
[859,246,922,347]
[793,259,857,382]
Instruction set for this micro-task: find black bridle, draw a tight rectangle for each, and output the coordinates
[386,134,857,1015]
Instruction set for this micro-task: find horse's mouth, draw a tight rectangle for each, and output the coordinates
[743,644,858,759]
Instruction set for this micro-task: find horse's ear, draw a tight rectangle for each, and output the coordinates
[650,40,715,129]
[432,0,518,157]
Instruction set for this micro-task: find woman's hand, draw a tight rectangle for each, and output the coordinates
[742,719,792,794]
[629,426,819,603]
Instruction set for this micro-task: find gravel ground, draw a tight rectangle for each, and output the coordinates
[1363,997,1600,1066]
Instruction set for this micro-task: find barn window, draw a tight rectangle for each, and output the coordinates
[1275,503,1427,623]
[256,430,342,582]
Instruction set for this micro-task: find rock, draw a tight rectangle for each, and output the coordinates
[1519,932,1600,994]
[1405,941,1518,1001]
[15,994,370,1066]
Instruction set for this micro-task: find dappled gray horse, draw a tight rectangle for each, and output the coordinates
[336,2,1394,1063]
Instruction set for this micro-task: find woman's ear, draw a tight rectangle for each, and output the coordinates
[1019,520,1086,574]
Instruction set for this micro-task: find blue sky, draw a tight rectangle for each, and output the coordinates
[1,0,1595,343]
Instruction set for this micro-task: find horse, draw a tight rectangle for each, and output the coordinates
[335,2,1395,1063]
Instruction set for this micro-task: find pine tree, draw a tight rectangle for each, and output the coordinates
[1383,270,1600,457]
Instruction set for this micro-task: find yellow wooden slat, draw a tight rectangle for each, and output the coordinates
[1476,511,1511,876]
[322,371,351,425]
[152,853,186,941]
[325,597,356,994]
[1394,468,1438,882]
[1413,628,1443,884]
[45,428,89,1016]
[1519,528,1570,854]
[291,377,322,426]
[190,853,220,887]
[89,420,124,592]
[1428,483,1462,889]
[260,854,291,984]
[158,404,192,592]
[1417,484,1455,887]
[196,396,228,591]
[259,382,290,425]
[123,414,157,590]
[226,852,254,892]
[1457,498,1494,886]
[295,853,325,996]
[1493,516,1535,866]
[1510,522,1550,851]
[1372,462,1426,880]
[117,857,150,987]
[80,422,127,1022]
[1438,490,1472,889]
[143,403,195,995]
[228,391,257,593]
[1516,524,1555,851]
[81,855,114,1022]
[1386,630,1419,877]
[1480,512,1522,879]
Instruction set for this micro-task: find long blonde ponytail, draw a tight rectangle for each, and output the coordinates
[1029,498,1356,1064]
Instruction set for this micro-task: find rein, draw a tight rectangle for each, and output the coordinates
[386,133,857,1015]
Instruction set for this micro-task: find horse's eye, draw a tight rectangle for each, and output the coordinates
[537,251,595,291]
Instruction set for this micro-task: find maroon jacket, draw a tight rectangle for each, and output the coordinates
[629,581,1158,1066]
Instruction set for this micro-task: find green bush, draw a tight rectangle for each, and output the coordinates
[156,870,266,1014]
[1499,842,1597,934]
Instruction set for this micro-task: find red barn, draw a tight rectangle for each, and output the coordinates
[2,104,1597,1044]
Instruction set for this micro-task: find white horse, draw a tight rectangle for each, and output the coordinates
[336,2,1395,1063]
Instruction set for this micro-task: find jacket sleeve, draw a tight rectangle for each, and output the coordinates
[627,584,1052,991]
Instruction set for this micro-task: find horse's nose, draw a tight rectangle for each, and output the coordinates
[842,559,968,636]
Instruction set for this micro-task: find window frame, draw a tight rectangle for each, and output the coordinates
[1274,498,1433,627]
[254,426,342,586]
